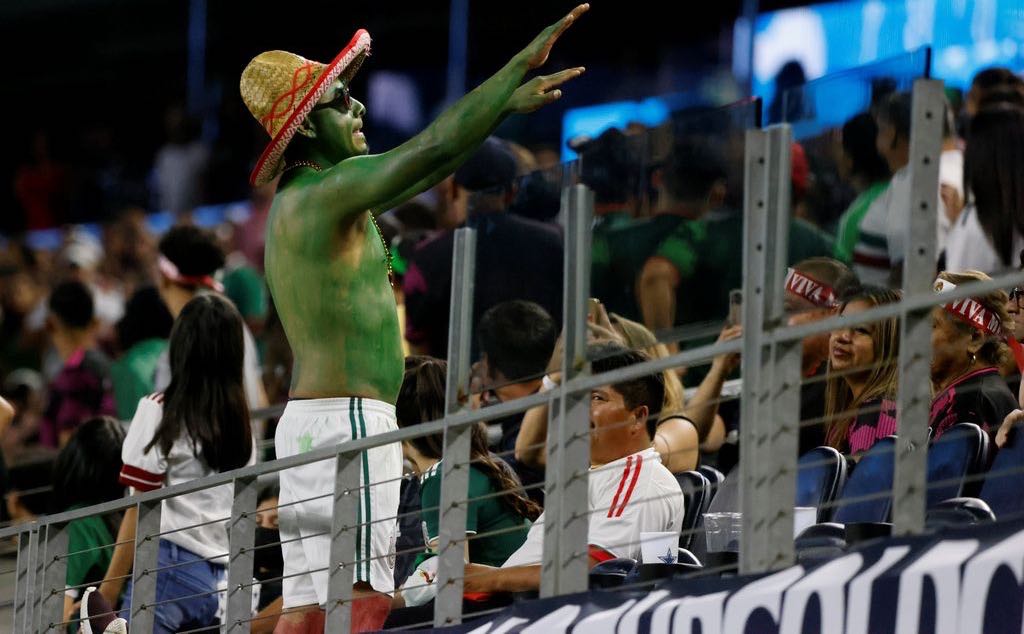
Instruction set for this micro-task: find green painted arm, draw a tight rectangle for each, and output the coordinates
[300,5,588,220]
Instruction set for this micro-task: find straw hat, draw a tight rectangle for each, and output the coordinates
[241,29,371,186]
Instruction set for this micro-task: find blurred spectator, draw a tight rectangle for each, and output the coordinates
[638,140,832,347]
[153,226,268,413]
[768,60,808,124]
[54,416,125,623]
[100,294,255,626]
[252,483,284,631]
[40,280,116,448]
[0,265,46,377]
[0,396,13,522]
[464,343,683,594]
[475,300,558,502]
[396,357,539,573]
[946,105,1024,274]
[404,137,563,358]
[234,181,278,273]
[965,67,1024,118]
[153,105,209,216]
[110,287,173,421]
[14,130,69,230]
[61,228,127,333]
[824,286,901,454]
[930,271,1017,440]
[0,369,45,463]
[864,92,949,282]
[101,207,157,293]
[834,113,892,283]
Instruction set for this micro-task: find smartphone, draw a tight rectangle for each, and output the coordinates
[587,297,601,322]
[727,289,743,326]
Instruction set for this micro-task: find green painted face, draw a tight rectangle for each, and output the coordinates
[306,79,369,161]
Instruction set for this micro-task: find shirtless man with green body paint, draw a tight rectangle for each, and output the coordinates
[242,5,588,632]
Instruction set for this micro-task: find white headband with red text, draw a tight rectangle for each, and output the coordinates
[784,268,837,308]
[933,277,1003,337]
[158,255,225,293]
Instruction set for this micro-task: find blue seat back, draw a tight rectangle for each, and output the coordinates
[981,425,1024,519]
[796,446,848,521]
[926,423,987,507]
[675,471,710,550]
[833,436,896,524]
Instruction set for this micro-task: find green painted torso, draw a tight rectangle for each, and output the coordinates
[265,186,404,404]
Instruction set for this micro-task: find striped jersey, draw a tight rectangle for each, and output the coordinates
[119,394,255,563]
[502,448,684,566]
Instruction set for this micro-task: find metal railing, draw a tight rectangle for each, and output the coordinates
[3,74,1023,634]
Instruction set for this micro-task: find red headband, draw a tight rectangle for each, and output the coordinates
[158,255,225,293]
[785,268,837,308]
[933,278,1003,337]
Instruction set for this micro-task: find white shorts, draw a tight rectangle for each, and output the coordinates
[275,397,403,607]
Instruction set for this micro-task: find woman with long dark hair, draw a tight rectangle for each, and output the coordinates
[824,287,902,454]
[397,357,539,571]
[98,293,254,633]
[946,104,1024,274]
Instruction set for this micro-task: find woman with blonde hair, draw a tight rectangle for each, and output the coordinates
[824,286,902,454]
[930,270,1018,439]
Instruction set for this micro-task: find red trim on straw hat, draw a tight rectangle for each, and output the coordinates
[249,29,371,186]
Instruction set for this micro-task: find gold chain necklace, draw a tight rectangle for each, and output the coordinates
[284,160,395,286]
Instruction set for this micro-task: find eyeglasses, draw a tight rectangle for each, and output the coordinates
[312,83,351,112]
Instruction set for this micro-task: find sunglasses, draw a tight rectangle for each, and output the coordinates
[312,83,351,112]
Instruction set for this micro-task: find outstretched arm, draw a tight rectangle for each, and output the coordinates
[304,5,589,220]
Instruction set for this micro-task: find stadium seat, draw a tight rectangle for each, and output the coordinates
[796,446,848,522]
[925,497,996,530]
[697,465,725,502]
[978,424,1024,520]
[589,557,638,589]
[675,471,711,550]
[831,436,896,524]
[926,422,989,507]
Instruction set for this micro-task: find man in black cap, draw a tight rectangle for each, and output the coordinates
[403,137,563,359]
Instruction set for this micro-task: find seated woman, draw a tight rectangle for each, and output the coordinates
[930,271,1018,440]
[396,356,540,606]
[824,286,902,455]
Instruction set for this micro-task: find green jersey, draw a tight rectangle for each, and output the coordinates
[419,461,531,567]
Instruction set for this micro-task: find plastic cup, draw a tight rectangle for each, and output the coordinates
[640,531,679,563]
[793,506,818,539]
[704,511,742,552]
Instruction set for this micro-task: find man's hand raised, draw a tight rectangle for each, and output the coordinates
[508,67,586,114]
[519,4,589,70]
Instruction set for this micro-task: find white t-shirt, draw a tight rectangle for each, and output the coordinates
[502,448,683,567]
[944,204,1024,275]
[881,166,949,266]
[119,394,256,562]
[154,321,264,412]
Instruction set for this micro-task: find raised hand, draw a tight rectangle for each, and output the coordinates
[520,4,589,70]
[508,66,586,114]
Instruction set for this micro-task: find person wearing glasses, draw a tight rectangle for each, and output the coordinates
[239,6,588,632]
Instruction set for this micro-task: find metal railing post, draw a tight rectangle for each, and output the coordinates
[325,452,362,634]
[893,78,944,536]
[556,183,594,595]
[40,523,69,632]
[225,475,258,633]
[129,499,162,633]
[739,128,772,574]
[434,227,477,627]
[14,526,38,633]
[763,123,800,570]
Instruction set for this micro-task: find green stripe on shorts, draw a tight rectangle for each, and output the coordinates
[357,398,372,582]
[348,399,364,582]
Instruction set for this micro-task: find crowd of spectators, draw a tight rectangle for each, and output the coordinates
[3,64,1024,631]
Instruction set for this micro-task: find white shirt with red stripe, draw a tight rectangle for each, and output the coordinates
[502,448,683,567]
[119,394,255,563]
